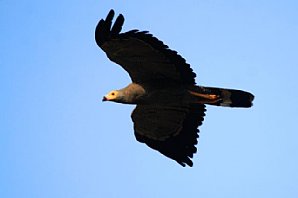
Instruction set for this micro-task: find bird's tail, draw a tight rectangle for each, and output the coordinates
[189,86,254,108]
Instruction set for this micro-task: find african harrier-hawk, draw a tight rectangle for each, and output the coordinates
[95,10,254,167]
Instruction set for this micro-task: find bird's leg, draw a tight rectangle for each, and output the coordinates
[188,91,221,104]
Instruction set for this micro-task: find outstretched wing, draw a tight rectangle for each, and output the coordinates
[95,9,196,85]
[132,104,206,167]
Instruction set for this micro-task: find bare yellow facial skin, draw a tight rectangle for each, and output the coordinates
[102,90,118,101]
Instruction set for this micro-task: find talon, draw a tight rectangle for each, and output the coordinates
[208,94,219,100]
[189,91,221,104]
[189,91,219,100]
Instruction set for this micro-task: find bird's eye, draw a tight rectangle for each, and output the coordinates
[111,92,115,96]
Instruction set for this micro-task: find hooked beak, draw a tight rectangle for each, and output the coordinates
[102,96,107,102]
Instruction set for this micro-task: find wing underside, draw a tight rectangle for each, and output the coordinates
[132,104,206,167]
[95,9,196,85]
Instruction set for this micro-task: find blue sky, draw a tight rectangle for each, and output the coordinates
[1,0,298,197]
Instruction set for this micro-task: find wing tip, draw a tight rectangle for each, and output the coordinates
[106,9,115,21]
[111,14,125,36]
[177,157,194,167]
[95,9,125,47]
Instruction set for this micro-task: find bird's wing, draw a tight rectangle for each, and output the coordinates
[131,104,206,167]
[95,9,196,85]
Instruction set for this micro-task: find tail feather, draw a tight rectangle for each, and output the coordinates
[190,86,254,108]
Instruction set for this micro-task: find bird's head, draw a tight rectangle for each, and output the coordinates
[102,90,122,102]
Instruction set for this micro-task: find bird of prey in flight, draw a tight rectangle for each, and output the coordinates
[95,9,254,167]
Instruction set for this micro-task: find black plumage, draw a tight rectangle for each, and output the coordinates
[96,9,254,167]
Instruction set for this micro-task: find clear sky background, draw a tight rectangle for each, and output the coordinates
[1,0,298,197]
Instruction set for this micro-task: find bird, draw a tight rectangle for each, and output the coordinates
[95,9,254,167]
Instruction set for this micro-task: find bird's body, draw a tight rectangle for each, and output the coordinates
[96,10,254,167]
[104,83,146,104]
[105,83,195,105]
